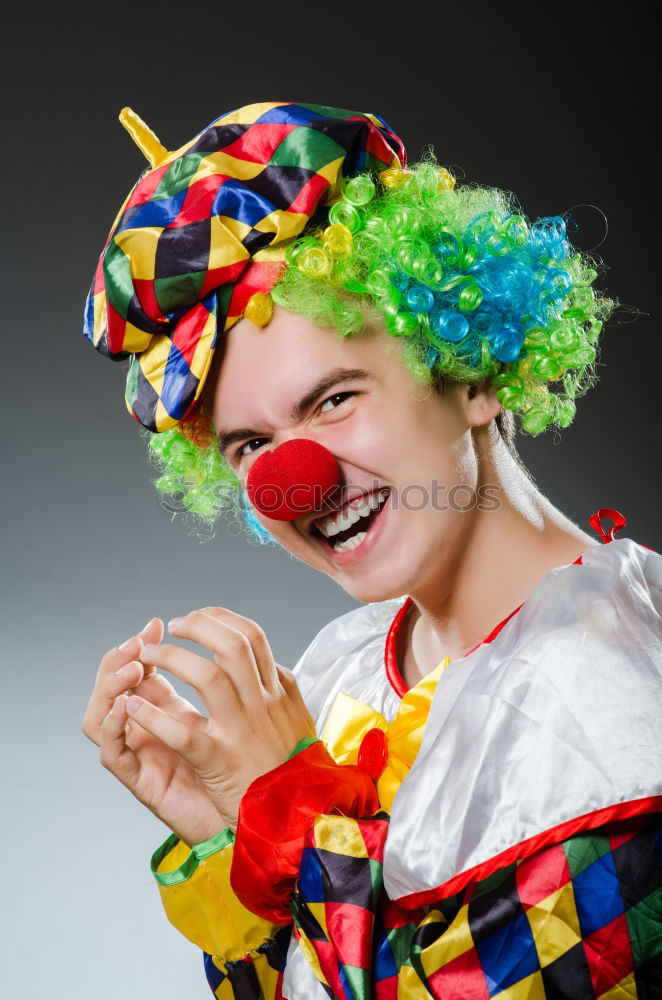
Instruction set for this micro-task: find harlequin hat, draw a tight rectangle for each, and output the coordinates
[83,102,406,433]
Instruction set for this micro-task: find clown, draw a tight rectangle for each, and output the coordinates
[81,103,662,999]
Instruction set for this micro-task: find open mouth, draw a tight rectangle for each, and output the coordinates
[311,488,390,553]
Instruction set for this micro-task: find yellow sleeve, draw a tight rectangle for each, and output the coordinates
[150,827,281,966]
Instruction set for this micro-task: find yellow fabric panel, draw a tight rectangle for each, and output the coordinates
[293,929,329,989]
[524,882,582,967]
[598,973,638,1000]
[216,103,289,127]
[208,952,283,1000]
[253,209,311,239]
[114,226,162,280]
[312,814,370,860]
[397,963,433,999]
[417,908,481,980]
[188,307,218,381]
[90,293,107,347]
[154,837,279,964]
[216,215,252,243]
[208,216,250,270]
[493,970,547,999]
[194,153,265,184]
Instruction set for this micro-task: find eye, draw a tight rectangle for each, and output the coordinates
[319,390,356,413]
[234,391,357,462]
[236,438,269,461]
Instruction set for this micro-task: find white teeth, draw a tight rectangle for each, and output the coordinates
[315,488,390,541]
[333,531,367,552]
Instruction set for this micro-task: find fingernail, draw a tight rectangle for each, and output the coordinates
[114,661,138,678]
[118,636,135,651]
[168,618,183,632]
[126,696,141,713]
[139,619,153,635]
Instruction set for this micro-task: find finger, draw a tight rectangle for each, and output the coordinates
[135,672,208,730]
[82,654,145,745]
[196,607,280,695]
[167,612,267,704]
[137,618,164,676]
[98,694,140,788]
[139,640,244,722]
[276,665,317,729]
[125,695,216,772]
[82,618,165,741]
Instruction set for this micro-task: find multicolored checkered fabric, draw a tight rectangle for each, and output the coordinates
[83,101,405,432]
[203,925,291,999]
[288,811,662,1000]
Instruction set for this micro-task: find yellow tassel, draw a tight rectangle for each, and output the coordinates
[119,107,169,168]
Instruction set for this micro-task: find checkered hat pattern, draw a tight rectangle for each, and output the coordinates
[83,102,405,432]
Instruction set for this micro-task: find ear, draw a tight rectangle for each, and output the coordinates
[465,378,502,428]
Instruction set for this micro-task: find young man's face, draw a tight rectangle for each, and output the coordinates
[202,305,500,604]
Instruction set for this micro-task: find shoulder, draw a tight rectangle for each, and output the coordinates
[383,537,662,903]
[292,597,405,724]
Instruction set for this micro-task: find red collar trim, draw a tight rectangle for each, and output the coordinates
[385,552,585,698]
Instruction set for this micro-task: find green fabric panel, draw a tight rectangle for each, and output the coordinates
[154,152,205,199]
[269,128,345,171]
[154,271,206,314]
[471,863,514,899]
[103,241,134,317]
[125,356,139,405]
[562,831,611,878]
[387,921,418,969]
[626,886,662,967]
[368,857,383,909]
[341,963,370,999]
[299,103,362,121]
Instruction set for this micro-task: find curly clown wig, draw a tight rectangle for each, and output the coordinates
[84,102,613,541]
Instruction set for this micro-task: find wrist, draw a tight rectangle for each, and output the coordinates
[169,813,229,849]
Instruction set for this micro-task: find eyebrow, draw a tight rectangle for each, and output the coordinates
[216,367,374,458]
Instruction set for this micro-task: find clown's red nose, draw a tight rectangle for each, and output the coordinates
[246,439,341,521]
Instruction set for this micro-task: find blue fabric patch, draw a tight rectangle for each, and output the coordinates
[119,190,187,232]
[299,847,326,903]
[573,851,624,937]
[476,911,539,995]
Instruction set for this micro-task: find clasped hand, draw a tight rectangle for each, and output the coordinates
[81,608,316,845]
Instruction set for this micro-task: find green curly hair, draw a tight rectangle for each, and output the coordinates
[142,158,614,541]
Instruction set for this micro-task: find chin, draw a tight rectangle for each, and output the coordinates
[335,565,412,606]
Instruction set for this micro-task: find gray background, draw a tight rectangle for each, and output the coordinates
[1,3,659,997]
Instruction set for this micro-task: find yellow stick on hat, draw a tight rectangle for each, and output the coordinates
[118,107,169,168]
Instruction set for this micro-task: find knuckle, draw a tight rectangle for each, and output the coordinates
[198,661,221,688]
[243,622,265,645]
[175,729,197,755]
[226,631,251,654]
